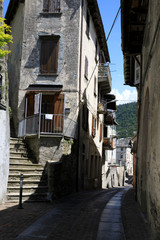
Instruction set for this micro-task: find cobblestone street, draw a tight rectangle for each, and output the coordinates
[0,187,151,240]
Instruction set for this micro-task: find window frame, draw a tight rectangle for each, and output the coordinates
[43,0,61,13]
[84,56,88,80]
[39,36,60,76]
[92,114,96,138]
[86,9,90,39]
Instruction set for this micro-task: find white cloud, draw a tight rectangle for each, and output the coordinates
[111,89,137,105]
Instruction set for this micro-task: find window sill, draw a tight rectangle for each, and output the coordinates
[40,12,62,17]
[38,73,58,77]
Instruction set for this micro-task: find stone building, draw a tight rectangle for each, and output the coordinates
[6,0,113,198]
[116,138,133,175]
[121,0,160,238]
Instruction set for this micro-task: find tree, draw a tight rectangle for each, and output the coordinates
[0,0,13,57]
[0,17,13,57]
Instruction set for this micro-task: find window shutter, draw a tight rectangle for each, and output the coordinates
[43,0,49,12]
[54,0,60,12]
[40,38,59,74]
[85,56,88,79]
[94,76,97,96]
[100,123,103,142]
[53,94,64,133]
[27,93,34,117]
[82,104,88,131]
[86,10,90,37]
[92,114,96,137]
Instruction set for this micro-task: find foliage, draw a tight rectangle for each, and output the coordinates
[0,15,13,57]
[116,102,137,138]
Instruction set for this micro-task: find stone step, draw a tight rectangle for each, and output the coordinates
[8,173,44,181]
[9,163,43,170]
[7,186,48,194]
[9,159,33,164]
[10,152,28,158]
[10,145,27,151]
[7,179,47,187]
[9,168,44,175]
[7,192,49,202]
[10,155,29,160]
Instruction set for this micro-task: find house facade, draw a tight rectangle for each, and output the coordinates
[116,138,133,175]
[121,0,160,238]
[6,0,112,197]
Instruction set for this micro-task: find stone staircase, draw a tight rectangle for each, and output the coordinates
[7,138,49,202]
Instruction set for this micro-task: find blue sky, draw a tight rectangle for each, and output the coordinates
[3,0,137,104]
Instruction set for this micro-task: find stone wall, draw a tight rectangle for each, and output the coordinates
[0,109,10,203]
[137,1,160,238]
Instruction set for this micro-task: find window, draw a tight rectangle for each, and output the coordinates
[40,37,59,75]
[121,154,123,159]
[121,148,123,151]
[26,93,64,133]
[99,123,103,142]
[95,39,98,62]
[84,56,88,79]
[43,0,60,13]
[86,9,90,38]
[103,126,108,138]
[94,76,97,96]
[82,103,89,131]
[92,114,96,137]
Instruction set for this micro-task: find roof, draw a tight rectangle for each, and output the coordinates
[121,0,149,85]
[5,0,25,25]
[5,0,110,62]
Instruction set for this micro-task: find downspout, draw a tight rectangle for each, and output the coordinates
[77,0,84,191]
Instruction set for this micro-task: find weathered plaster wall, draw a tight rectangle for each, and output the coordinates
[0,109,10,203]
[137,1,160,238]
[8,3,25,132]
[17,0,81,122]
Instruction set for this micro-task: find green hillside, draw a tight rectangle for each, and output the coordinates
[116,102,137,138]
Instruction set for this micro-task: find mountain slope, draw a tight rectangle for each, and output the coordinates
[116,102,137,138]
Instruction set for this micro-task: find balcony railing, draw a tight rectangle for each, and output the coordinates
[98,64,112,93]
[18,113,78,139]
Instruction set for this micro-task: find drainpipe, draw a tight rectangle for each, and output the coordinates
[77,0,84,191]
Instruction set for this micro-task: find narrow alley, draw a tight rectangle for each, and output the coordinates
[0,187,151,240]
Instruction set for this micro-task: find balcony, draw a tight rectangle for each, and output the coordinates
[18,113,78,139]
[97,102,107,114]
[103,137,115,150]
[98,64,112,94]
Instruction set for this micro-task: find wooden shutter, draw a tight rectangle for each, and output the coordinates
[92,114,96,137]
[53,94,64,133]
[86,9,90,37]
[99,123,103,142]
[94,77,96,96]
[27,93,34,117]
[82,104,88,131]
[85,56,88,79]
[40,38,59,74]
[43,0,49,12]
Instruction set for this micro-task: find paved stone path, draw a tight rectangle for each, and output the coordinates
[97,189,127,240]
[0,187,152,240]
[15,188,120,240]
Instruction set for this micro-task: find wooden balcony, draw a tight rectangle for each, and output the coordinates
[98,64,112,94]
[103,138,114,150]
